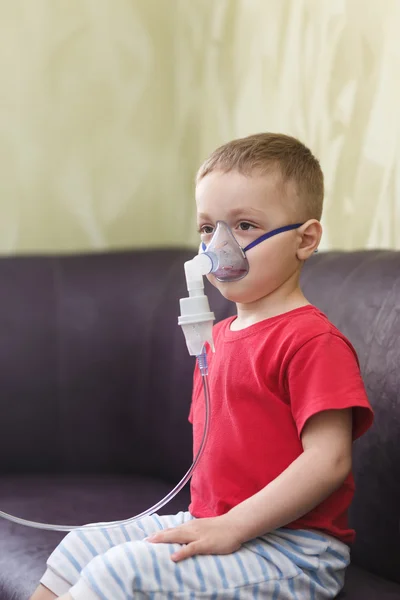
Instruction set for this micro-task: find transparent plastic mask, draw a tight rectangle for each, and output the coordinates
[200,220,305,282]
[201,221,249,282]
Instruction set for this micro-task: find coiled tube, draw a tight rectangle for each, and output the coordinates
[0,353,210,532]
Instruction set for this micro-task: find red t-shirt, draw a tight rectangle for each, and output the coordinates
[188,305,373,545]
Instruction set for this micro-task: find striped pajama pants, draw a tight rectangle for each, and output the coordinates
[41,511,349,599]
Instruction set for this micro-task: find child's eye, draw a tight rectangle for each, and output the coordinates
[199,225,214,235]
[238,222,255,231]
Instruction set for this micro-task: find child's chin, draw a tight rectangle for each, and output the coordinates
[213,280,252,303]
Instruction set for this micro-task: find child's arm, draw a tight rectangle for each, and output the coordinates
[225,408,352,542]
[148,408,352,561]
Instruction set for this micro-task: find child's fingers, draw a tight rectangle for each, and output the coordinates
[146,527,192,545]
[171,541,202,562]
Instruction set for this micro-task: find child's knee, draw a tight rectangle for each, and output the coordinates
[80,540,179,595]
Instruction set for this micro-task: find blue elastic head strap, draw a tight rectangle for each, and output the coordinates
[242,222,303,252]
[201,222,305,253]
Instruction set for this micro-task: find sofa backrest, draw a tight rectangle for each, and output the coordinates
[300,250,400,583]
[0,250,209,483]
[0,249,398,582]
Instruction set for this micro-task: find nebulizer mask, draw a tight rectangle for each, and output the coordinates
[0,220,302,532]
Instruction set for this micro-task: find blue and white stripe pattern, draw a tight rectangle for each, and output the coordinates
[40,511,349,599]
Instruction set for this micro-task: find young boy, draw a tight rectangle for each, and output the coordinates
[31,133,373,600]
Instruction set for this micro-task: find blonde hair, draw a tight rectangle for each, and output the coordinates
[196,133,324,220]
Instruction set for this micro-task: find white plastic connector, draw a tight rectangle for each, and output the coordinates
[178,254,216,356]
[183,253,215,297]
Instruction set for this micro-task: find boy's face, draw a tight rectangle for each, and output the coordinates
[195,169,304,304]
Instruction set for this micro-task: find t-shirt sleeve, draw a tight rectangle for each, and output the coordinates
[286,332,374,440]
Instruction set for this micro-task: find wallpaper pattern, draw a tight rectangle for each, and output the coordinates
[0,0,398,253]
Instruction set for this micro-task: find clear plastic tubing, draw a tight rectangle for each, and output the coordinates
[0,353,210,532]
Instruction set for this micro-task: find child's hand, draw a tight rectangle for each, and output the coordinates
[146,515,242,562]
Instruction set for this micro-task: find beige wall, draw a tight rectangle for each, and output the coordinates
[0,0,399,254]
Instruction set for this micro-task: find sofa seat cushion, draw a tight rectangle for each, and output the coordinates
[341,564,400,599]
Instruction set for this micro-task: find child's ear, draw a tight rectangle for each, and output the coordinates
[296,220,322,261]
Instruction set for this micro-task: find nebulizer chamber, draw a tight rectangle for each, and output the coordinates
[0,247,225,532]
